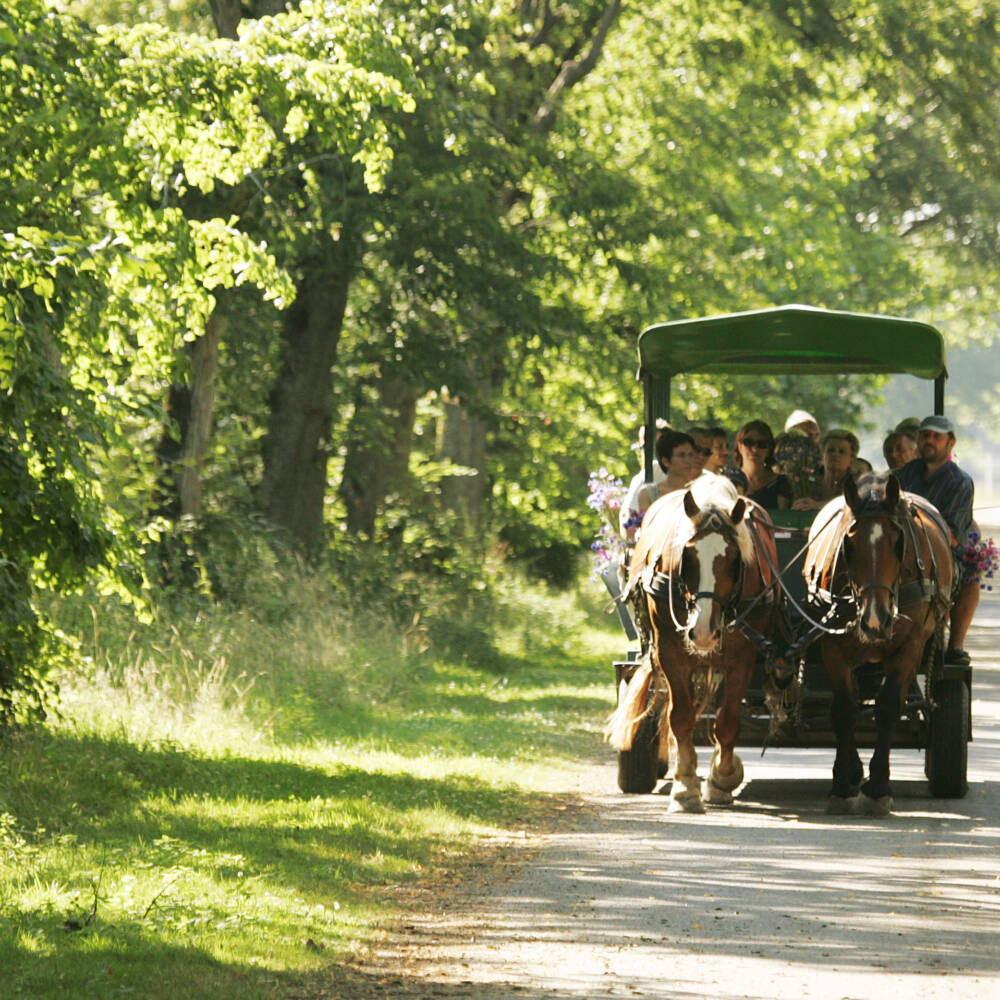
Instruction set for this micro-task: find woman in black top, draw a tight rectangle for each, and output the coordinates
[734,420,792,509]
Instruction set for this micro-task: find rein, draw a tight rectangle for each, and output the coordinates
[759,506,857,638]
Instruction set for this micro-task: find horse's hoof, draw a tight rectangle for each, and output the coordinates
[668,792,705,814]
[708,751,744,793]
[826,795,857,815]
[854,793,893,817]
[704,780,733,805]
[670,775,705,813]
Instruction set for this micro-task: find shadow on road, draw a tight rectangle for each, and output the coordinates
[351,604,1000,998]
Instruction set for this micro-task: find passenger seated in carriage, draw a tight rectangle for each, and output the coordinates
[883,426,919,470]
[791,428,861,511]
[772,408,821,497]
[619,421,669,540]
[733,420,791,509]
[689,425,731,475]
[895,415,980,666]
[636,428,699,511]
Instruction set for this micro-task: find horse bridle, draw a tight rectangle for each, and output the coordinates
[841,511,906,622]
[666,513,747,634]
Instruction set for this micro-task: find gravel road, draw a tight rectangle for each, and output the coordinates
[346,592,1000,1000]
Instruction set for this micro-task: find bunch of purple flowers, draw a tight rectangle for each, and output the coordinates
[587,468,629,577]
[963,530,999,590]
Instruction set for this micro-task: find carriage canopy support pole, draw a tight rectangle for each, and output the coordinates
[934,374,946,415]
[643,374,670,482]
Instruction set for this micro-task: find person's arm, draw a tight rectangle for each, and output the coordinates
[638,479,667,509]
[775,474,793,510]
[941,475,974,545]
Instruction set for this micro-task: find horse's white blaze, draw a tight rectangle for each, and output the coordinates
[690,534,728,649]
[868,522,884,556]
[859,522,889,638]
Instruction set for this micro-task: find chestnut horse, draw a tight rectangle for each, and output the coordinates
[804,472,954,815]
[609,474,779,813]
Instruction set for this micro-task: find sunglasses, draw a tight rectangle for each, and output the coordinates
[740,438,771,450]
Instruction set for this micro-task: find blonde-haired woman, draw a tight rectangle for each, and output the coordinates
[792,428,860,511]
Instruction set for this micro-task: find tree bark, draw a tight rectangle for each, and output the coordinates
[435,2,622,525]
[260,243,355,557]
[208,0,287,39]
[437,354,503,529]
[152,305,224,521]
[340,373,418,540]
[176,311,223,518]
[532,1,623,133]
[149,0,292,525]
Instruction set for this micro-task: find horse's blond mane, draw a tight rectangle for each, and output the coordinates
[660,474,756,572]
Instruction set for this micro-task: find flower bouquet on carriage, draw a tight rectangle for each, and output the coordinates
[963,530,999,591]
[586,467,640,579]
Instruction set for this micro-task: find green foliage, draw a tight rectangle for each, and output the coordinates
[1,564,616,998]
[0,0,417,714]
[6,0,1000,714]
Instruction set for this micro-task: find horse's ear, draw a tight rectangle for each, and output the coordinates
[884,473,900,510]
[683,490,700,520]
[730,498,746,524]
[843,472,861,512]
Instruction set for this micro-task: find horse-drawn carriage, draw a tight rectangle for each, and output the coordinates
[609,305,971,811]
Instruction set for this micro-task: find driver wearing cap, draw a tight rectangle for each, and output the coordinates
[895,415,978,665]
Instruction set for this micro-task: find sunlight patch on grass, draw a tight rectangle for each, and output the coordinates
[1,572,626,999]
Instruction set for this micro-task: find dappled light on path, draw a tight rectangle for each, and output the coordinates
[352,591,1000,999]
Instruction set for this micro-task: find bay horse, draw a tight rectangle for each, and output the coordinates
[608,473,779,813]
[804,472,954,815]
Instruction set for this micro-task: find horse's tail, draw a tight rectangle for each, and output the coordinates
[604,656,654,751]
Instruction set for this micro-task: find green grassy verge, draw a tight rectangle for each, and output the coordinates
[0,570,623,999]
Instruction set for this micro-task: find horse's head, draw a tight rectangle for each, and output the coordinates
[842,473,905,643]
[677,488,751,654]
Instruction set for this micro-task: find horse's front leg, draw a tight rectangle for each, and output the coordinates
[853,671,900,817]
[857,642,920,816]
[705,651,752,805]
[660,654,702,813]
[825,642,863,813]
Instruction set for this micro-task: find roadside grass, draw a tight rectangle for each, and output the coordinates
[0,569,623,999]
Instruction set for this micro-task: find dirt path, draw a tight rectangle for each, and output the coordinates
[338,600,1000,1000]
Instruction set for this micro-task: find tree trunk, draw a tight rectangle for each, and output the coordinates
[340,373,418,540]
[177,311,223,518]
[153,306,224,521]
[438,353,503,529]
[439,395,489,528]
[261,245,354,556]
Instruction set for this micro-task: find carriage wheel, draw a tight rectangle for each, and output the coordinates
[617,705,662,793]
[926,678,969,798]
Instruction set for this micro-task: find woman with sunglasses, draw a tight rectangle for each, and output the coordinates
[735,420,792,510]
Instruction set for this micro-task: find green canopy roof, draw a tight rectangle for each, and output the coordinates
[637,305,947,381]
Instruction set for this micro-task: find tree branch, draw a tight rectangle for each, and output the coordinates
[207,0,242,39]
[532,0,622,134]
[527,0,558,49]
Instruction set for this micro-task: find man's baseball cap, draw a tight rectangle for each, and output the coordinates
[918,414,955,434]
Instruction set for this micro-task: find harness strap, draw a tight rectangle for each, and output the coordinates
[902,502,951,615]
